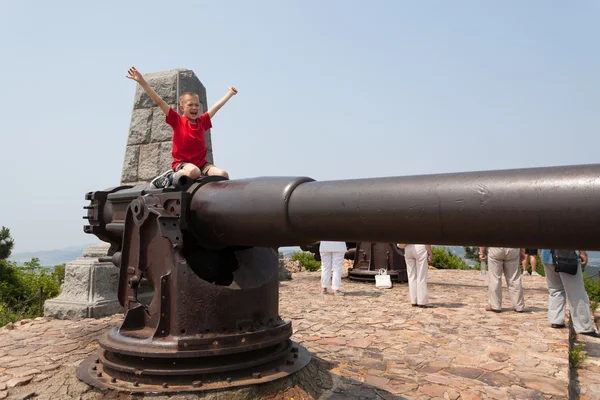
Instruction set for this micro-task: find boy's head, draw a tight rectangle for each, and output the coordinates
[179,92,201,121]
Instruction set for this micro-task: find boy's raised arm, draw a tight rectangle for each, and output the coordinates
[207,86,238,119]
[126,66,170,116]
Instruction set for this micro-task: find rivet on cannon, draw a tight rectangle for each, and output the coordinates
[91,366,97,371]
[110,377,117,383]
[226,377,232,383]
[192,381,202,388]
[294,353,298,359]
[96,372,102,377]
[253,372,261,379]
[286,360,294,365]
[162,383,168,388]
[291,347,299,353]
[133,381,139,387]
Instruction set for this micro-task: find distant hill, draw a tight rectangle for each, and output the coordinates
[10,243,98,267]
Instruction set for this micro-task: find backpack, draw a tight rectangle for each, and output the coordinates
[551,249,579,275]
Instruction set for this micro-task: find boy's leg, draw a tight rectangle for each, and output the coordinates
[174,162,202,180]
[202,163,229,179]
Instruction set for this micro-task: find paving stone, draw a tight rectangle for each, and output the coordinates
[347,338,372,348]
[518,373,568,396]
[6,376,32,388]
[0,270,590,398]
[419,383,447,397]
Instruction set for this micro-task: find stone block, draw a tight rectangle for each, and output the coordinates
[127,108,153,145]
[137,143,161,180]
[178,69,208,109]
[121,145,140,183]
[158,141,173,172]
[150,106,174,143]
[44,243,122,319]
[133,70,178,109]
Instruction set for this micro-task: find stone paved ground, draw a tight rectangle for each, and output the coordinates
[1,269,599,399]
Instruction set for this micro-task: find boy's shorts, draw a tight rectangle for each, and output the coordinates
[174,162,214,176]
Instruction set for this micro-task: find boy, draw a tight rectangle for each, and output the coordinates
[126,66,237,188]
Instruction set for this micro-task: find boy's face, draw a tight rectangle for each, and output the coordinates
[179,94,201,121]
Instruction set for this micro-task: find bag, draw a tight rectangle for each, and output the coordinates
[375,269,392,289]
[551,249,579,275]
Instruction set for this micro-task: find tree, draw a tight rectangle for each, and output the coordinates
[463,246,480,265]
[0,226,14,260]
[431,247,469,270]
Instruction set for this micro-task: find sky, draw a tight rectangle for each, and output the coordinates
[0,1,598,253]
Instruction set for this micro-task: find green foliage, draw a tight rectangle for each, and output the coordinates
[570,342,588,368]
[590,300,599,315]
[291,251,321,272]
[431,247,469,270]
[463,246,480,264]
[0,257,64,327]
[584,275,600,303]
[0,226,15,260]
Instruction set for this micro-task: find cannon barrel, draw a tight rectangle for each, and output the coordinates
[191,163,600,250]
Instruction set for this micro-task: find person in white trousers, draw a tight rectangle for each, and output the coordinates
[479,247,525,313]
[541,249,598,337]
[319,241,347,296]
[404,244,432,307]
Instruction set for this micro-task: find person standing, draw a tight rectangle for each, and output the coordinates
[319,241,347,296]
[522,248,540,276]
[541,249,598,336]
[479,247,525,312]
[404,244,433,307]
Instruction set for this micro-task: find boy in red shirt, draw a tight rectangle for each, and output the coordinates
[126,66,237,188]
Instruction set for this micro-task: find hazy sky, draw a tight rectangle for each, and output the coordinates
[1,1,598,253]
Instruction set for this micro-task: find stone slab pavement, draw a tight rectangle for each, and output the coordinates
[1,269,599,399]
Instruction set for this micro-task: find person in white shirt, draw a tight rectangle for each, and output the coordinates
[319,241,347,296]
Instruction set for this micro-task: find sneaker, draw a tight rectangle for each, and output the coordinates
[151,170,174,188]
[522,271,530,276]
[531,271,541,276]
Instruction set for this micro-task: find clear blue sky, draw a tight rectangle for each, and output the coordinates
[1,1,598,253]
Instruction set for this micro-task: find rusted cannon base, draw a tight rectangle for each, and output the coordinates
[76,341,310,394]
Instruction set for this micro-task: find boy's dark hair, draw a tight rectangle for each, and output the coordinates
[179,92,199,104]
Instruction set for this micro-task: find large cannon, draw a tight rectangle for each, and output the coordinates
[76,164,600,394]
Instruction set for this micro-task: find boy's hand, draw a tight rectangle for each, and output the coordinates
[126,67,144,83]
[228,86,238,95]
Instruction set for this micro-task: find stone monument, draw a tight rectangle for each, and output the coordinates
[45,69,213,319]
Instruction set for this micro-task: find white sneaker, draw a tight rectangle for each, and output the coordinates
[151,170,173,188]
[532,271,541,276]
[522,271,530,276]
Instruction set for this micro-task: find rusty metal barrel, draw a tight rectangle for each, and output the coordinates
[190,164,600,250]
[77,163,600,394]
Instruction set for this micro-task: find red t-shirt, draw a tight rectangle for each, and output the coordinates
[166,108,212,170]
